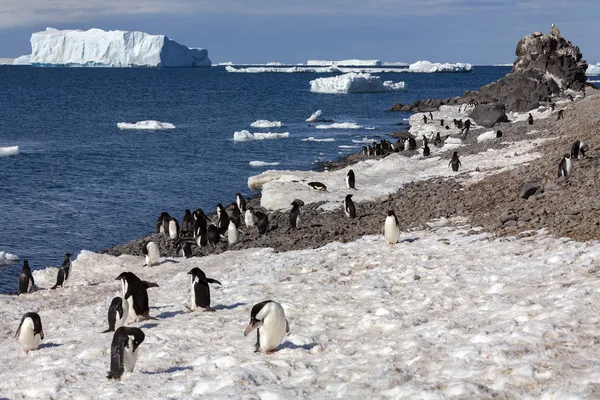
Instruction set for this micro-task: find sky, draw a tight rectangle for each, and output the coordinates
[0,0,598,64]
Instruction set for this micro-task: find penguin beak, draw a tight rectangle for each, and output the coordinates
[243,320,262,337]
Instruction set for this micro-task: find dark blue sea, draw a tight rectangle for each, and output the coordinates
[0,65,510,293]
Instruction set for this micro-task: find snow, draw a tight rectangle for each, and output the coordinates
[13,55,31,65]
[306,110,322,122]
[15,28,211,68]
[250,120,284,128]
[306,59,382,67]
[315,122,363,130]
[0,146,19,156]
[0,251,19,264]
[309,73,406,94]
[233,130,289,141]
[585,63,600,76]
[477,130,500,143]
[408,61,473,73]
[4,222,600,397]
[117,121,176,130]
[301,137,336,142]
[249,161,280,167]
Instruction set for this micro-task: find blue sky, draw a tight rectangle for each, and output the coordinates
[1,0,598,64]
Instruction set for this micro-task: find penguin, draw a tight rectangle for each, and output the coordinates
[428,111,433,120]
[433,132,442,147]
[155,212,167,234]
[236,193,247,213]
[227,220,240,245]
[384,210,400,244]
[243,300,289,353]
[346,169,356,190]
[557,153,572,179]
[496,130,503,138]
[403,137,410,151]
[187,267,222,311]
[168,217,179,240]
[255,211,269,235]
[440,119,444,127]
[245,207,257,228]
[289,200,303,229]
[361,146,367,155]
[556,109,564,120]
[308,182,327,191]
[177,240,193,258]
[216,203,230,235]
[51,253,72,289]
[344,194,356,218]
[449,151,461,172]
[527,113,534,125]
[14,312,44,353]
[18,260,35,294]
[408,137,417,150]
[422,136,430,157]
[192,209,207,240]
[421,114,428,124]
[196,226,208,247]
[571,140,587,160]
[106,327,145,380]
[116,272,150,323]
[181,210,194,236]
[207,223,220,245]
[229,202,242,227]
[103,297,129,333]
[141,242,160,267]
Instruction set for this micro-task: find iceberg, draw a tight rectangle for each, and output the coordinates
[0,146,19,156]
[310,73,406,94]
[307,59,382,67]
[15,28,211,68]
[0,251,19,264]
[250,120,284,128]
[315,122,363,130]
[233,130,289,141]
[586,63,600,76]
[408,61,472,73]
[117,121,176,130]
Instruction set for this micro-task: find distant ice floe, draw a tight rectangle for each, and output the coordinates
[249,161,280,167]
[306,59,382,67]
[586,63,600,76]
[352,137,376,144]
[315,122,363,130]
[408,61,472,73]
[226,65,340,74]
[0,146,19,157]
[310,73,406,94]
[302,137,336,142]
[250,120,284,128]
[306,110,322,122]
[0,251,19,264]
[117,120,175,130]
[233,130,289,141]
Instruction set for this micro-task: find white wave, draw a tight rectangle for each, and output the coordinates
[233,130,289,141]
[0,146,19,157]
[315,122,363,130]
[249,161,280,167]
[117,120,175,130]
[310,73,406,94]
[408,61,472,73]
[250,120,284,128]
[302,137,336,142]
[0,251,19,264]
[306,110,322,122]
[365,127,376,130]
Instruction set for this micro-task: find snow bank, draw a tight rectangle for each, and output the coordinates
[0,146,19,156]
[310,73,406,94]
[117,121,176,130]
[586,63,600,76]
[0,251,19,264]
[306,110,322,122]
[250,120,284,128]
[408,61,472,73]
[249,161,280,167]
[233,130,289,141]
[315,122,363,130]
[15,28,211,67]
[306,59,382,67]
[301,137,336,142]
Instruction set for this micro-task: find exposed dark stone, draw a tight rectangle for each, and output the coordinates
[521,182,542,199]
[469,103,509,128]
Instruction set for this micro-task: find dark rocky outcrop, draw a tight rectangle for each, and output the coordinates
[469,103,509,128]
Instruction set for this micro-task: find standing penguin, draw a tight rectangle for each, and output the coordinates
[155,212,168,234]
[15,312,44,353]
[557,153,572,179]
[18,260,35,294]
[403,137,410,152]
[384,210,400,244]
[227,220,240,245]
[106,327,145,380]
[216,204,230,235]
[244,300,289,353]
[449,152,461,172]
[344,194,357,218]
[289,200,304,229]
[422,136,430,157]
[168,217,179,240]
[571,140,587,160]
[51,253,72,289]
[103,297,129,333]
[236,193,247,213]
[176,240,193,258]
[346,169,356,190]
[192,209,207,240]
[229,203,242,227]
[207,223,220,245]
[255,211,269,235]
[181,209,194,236]
[187,267,222,311]
[141,242,160,267]
[433,132,442,147]
[116,272,150,323]
[245,207,257,228]
[527,113,534,125]
[408,137,417,150]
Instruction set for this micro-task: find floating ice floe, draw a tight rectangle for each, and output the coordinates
[408,61,472,73]
[352,137,376,144]
[306,59,382,67]
[0,146,19,157]
[309,73,406,94]
[233,130,289,141]
[0,251,19,264]
[586,63,600,76]
[301,137,336,142]
[249,161,280,167]
[250,120,284,128]
[315,122,363,130]
[306,110,323,122]
[226,65,341,74]
[117,121,176,130]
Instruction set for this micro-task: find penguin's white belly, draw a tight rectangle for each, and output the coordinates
[27,279,32,293]
[168,221,178,240]
[296,214,301,229]
[384,217,400,244]
[196,236,204,248]
[146,242,160,266]
[123,342,138,373]
[126,295,139,322]
[19,328,41,351]
[190,280,198,309]
[258,309,287,352]
[116,298,129,329]
[245,211,255,227]
[228,226,239,244]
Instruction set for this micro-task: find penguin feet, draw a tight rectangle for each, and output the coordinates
[202,307,216,312]
[106,372,121,380]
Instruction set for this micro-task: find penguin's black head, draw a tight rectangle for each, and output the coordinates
[188,267,206,280]
[116,272,133,281]
[185,209,191,214]
[65,253,71,259]
[387,210,396,217]
[345,194,353,200]
[23,260,29,268]
[564,153,571,159]
[141,242,149,255]
[453,151,458,157]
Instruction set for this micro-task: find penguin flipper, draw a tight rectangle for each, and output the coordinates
[286,319,290,333]
[142,281,159,289]
[206,278,222,285]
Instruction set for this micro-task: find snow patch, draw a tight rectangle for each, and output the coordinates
[250,120,284,128]
[0,146,19,157]
[310,73,406,94]
[408,61,472,73]
[117,121,176,130]
[249,161,280,167]
[233,130,289,141]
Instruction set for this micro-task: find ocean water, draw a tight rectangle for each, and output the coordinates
[0,66,509,293]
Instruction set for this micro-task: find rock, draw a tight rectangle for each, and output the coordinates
[521,182,542,199]
[500,212,518,224]
[469,103,509,128]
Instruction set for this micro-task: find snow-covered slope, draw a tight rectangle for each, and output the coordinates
[14,28,211,67]
[310,73,406,94]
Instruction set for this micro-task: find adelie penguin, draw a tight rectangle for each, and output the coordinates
[557,153,572,180]
[176,240,193,258]
[570,140,587,160]
[346,169,356,190]
[15,312,44,353]
[187,267,222,312]
[51,253,72,289]
[18,260,35,294]
[344,194,356,218]
[216,203,230,235]
[155,212,170,234]
[236,193,247,213]
[181,209,194,236]
[207,223,220,245]
[106,327,145,380]
[229,202,242,227]
[227,220,240,245]
[527,113,534,125]
[103,297,129,333]
[384,210,400,244]
[422,136,430,157]
[449,151,462,172]
[116,272,150,323]
[168,217,179,240]
[141,241,160,267]
[289,199,304,229]
[244,300,289,353]
[308,182,327,192]
[255,211,269,235]
[245,207,257,228]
